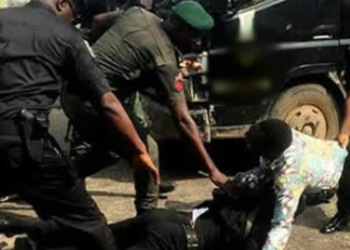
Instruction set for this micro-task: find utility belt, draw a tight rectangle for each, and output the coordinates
[0,109,64,164]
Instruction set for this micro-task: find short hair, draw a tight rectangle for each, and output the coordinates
[248,119,292,158]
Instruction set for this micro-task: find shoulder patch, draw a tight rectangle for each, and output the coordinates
[174,73,184,92]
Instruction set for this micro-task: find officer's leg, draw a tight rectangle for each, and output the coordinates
[320,155,350,234]
[125,93,159,215]
[1,134,116,250]
[62,90,159,214]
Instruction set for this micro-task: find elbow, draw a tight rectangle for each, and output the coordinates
[175,113,198,139]
[175,112,195,129]
[99,92,123,116]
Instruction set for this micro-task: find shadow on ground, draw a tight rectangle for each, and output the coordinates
[294,206,328,230]
[90,139,258,184]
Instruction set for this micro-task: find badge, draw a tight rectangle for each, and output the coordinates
[174,73,184,92]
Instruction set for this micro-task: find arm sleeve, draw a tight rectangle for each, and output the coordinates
[155,63,186,106]
[262,152,305,250]
[66,35,111,101]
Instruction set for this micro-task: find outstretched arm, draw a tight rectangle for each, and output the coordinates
[338,94,350,148]
[97,92,160,185]
[171,101,228,187]
[262,178,304,250]
[67,32,160,185]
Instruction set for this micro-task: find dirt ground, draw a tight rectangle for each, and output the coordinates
[1,162,350,250]
[1,109,350,249]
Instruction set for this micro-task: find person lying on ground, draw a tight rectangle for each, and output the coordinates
[1,185,275,250]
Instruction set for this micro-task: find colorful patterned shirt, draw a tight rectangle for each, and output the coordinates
[261,130,348,250]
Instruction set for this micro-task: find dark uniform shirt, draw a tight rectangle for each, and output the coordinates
[0,0,110,120]
[92,7,185,105]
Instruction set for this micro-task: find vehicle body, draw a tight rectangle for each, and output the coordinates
[143,0,350,142]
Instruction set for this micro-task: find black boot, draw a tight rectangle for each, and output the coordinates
[320,211,350,234]
[14,237,37,250]
[159,181,176,194]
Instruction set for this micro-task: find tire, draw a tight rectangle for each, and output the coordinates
[269,84,340,140]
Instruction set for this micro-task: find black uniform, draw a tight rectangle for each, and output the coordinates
[335,156,350,214]
[0,1,116,249]
[8,187,279,250]
[12,199,251,250]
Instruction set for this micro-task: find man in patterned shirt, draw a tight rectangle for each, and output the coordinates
[226,119,348,250]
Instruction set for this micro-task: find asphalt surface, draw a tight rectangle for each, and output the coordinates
[0,108,349,250]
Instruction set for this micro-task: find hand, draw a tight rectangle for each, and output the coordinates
[180,67,189,77]
[131,152,160,186]
[179,59,202,75]
[338,132,349,149]
[209,169,229,189]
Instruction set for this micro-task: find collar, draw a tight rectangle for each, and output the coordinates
[27,0,55,15]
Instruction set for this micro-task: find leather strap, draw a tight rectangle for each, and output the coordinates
[181,224,199,250]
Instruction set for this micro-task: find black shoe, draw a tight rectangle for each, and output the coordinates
[14,237,36,250]
[320,212,349,234]
[0,216,35,237]
[159,181,176,194]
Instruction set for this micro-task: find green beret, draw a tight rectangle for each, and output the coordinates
[171,1,214,31]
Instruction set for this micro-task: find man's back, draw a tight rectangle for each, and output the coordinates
[92,7,176,88]
[0,1,78,120]
[280,130,348,190]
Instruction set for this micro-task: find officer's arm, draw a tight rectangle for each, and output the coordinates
[98,91,148,155]
[97,92,159,184]
[338,94,350,147]
[156,64,228,187]
[171,101,217,172]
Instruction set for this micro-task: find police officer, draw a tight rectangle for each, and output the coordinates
[0,0,159,249]
[321,94,350,233]
[62,1,229,215]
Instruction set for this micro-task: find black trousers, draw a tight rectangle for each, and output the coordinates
[336,155,350,214]
[17,210,189,250]
[0,133,116,250]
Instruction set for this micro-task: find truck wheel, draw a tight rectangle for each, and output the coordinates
[269,84,340,140]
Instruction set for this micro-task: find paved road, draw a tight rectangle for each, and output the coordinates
[0,109,349,249]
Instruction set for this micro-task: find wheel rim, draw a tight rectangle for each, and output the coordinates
[284,105,328,139]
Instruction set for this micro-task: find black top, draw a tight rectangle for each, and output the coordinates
[0,0,110,120]
[110,209,189,250]
[109,207,247,250]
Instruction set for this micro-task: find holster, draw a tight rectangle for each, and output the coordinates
[181,224,199,250]
[17,109,48,164]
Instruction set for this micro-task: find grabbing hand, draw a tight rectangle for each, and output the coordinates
[338,132,349,149]
[131,152,160,186]
[209,169,229,189]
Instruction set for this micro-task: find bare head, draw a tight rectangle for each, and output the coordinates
[39,0,78,22]
[245,119,293,160]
